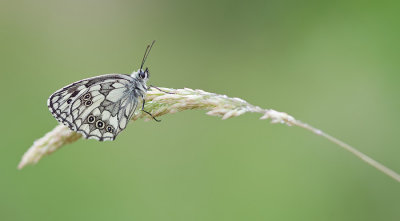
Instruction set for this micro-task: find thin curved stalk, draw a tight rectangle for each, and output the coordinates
[18,87,400,183]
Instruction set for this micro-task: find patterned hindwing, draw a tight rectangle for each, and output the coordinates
[48,74,140,141]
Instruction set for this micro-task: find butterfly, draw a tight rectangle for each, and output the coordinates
[47,41,159,141]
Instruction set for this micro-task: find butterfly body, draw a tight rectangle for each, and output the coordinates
[47,41,155,141]
[48,71,149,141]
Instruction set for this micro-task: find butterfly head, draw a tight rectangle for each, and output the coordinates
[133,68,150,82]
[132,40,155,83]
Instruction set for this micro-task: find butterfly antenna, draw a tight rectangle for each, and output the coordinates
[140,40,156,70]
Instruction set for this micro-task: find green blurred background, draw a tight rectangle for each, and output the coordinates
[1,0,400,220]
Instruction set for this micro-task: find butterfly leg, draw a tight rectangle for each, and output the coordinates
[141,98,161,122]
[149,85,175,94]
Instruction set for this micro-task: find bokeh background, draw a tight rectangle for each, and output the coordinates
[1,0,400,220]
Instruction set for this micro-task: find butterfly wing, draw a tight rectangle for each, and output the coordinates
[48,74,140,141]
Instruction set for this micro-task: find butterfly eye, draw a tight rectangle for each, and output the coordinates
[106,126,114,133]
[96,120,105,129]
[83,93,91,100]
[139,71,146,79]
[84,100,92,106]
[87,115,95,123]
[67,99,72,104]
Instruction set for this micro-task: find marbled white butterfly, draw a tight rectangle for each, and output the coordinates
[47,41,158,141]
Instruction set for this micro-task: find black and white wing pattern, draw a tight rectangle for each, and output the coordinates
[48,74,140,141]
